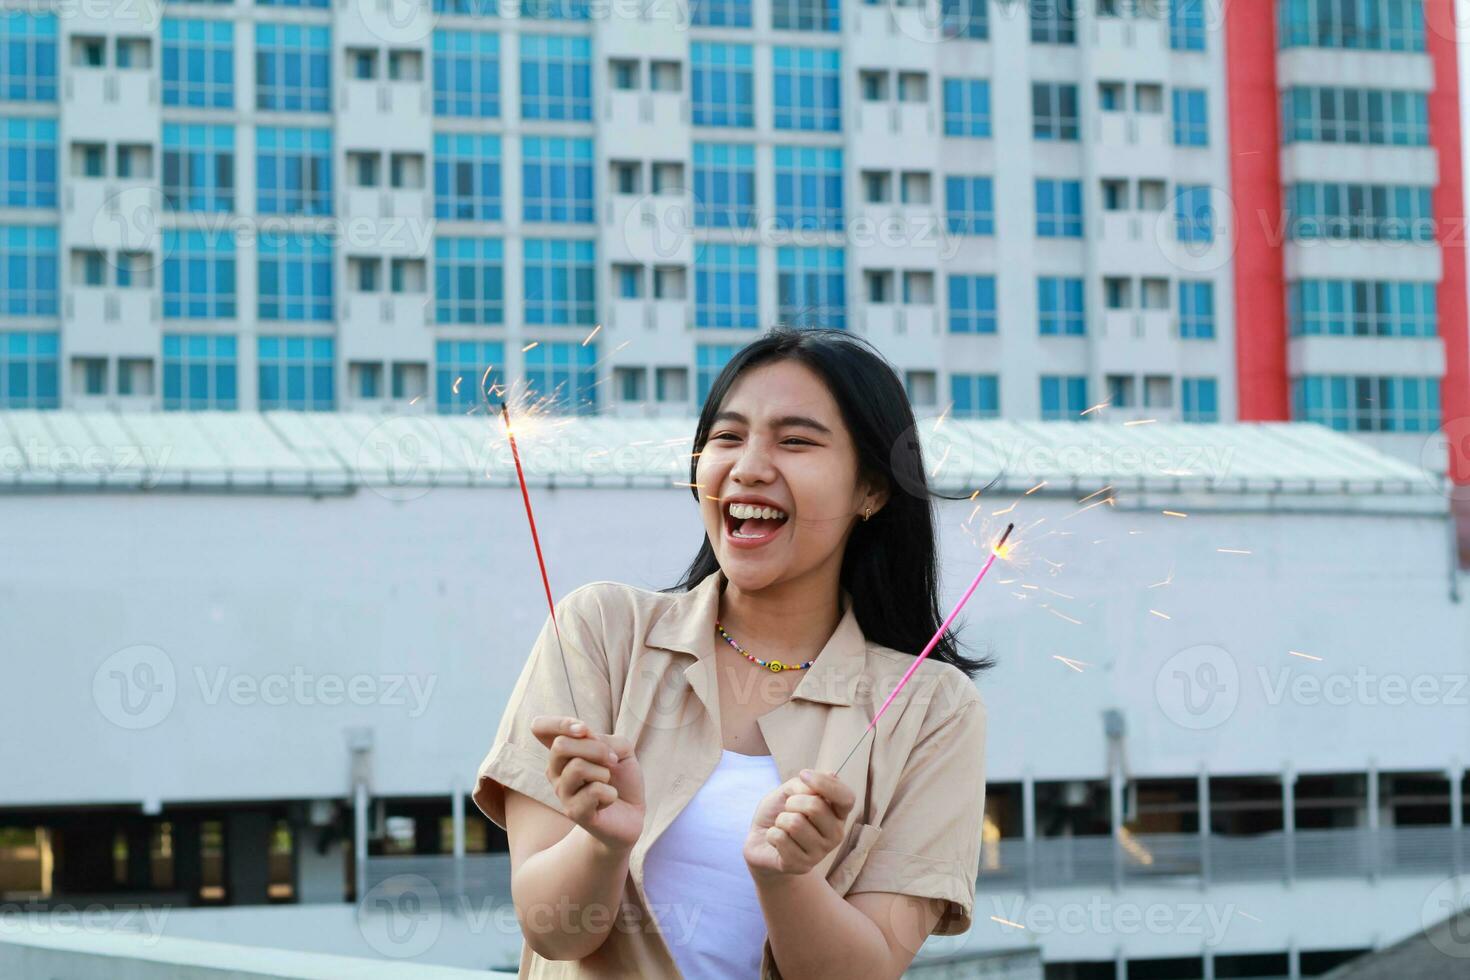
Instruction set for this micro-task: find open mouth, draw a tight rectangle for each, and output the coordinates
[723,501,791,545]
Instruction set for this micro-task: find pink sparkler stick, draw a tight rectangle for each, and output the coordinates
[833,522,1014,778]
[500,402,581,721]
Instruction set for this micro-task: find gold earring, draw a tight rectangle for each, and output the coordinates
[863,506,871,522]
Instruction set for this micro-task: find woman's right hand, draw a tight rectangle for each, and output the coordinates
[531,716,646,854]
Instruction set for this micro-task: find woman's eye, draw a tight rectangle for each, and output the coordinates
[782,438,814,446]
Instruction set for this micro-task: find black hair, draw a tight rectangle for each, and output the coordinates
[664,327,997,677]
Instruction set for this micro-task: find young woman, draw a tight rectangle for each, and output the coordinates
[473,328,993,979]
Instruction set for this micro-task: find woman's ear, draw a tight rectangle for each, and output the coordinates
[864,474,891,516]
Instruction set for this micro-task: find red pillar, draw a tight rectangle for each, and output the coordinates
[1224,0,1290,421]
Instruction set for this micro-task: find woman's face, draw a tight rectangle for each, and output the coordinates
[695,359,884,593]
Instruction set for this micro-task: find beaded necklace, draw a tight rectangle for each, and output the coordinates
[714,620,815,673]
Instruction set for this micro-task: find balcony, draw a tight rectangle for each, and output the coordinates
[339,294,431,361]
[610,298,690,334]
[857,305,943,367]
[64,71,158,141]
[1097,310,1179,374]
[605,193,695,265]
[338,81,431,150]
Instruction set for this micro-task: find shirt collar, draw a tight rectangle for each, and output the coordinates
[646,567,867,707]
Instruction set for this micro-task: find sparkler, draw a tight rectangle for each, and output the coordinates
[833,522,1015,778]
[499,401,581,720]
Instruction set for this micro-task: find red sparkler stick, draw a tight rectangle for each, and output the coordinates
[500,402,581,721]
[833,522,1014,778]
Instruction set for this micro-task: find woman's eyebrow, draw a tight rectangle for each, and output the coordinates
[712,411,833,436]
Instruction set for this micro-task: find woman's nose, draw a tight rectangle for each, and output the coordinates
[729,438,775,481]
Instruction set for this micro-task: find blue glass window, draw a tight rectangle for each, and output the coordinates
[520,34,591,121]
[777,246,845,329]
[1278,0,1424,51]
[772,46,840,132]
[520,0,590,18]
[0,13,56,102]
[522,136,594,223]
[258,0,329,7]
[1035,179,1082,238]
[691,0,752,27]
[433,0,502,12]
[941,0,988,40]
[1172,88,1208,146]
[0,117,56,207]
[434,133,502,220]
[1281,87,1429,146]
[1031,0,1078,43]
[1288,279,1437,337]
[771,0,839,31]
[696,244,758,329]
[943,78,990,137]
[434,237,504,324]
[1040,375,1089,420]
[1169,0,1206,51]
[1038,276,1085,335]
[1175,184,1215,243]
[948,275,996,334]
[163,124,235,212]
[433,31,500,118]
[691,43,754,127]
[774,145,843,231]
[1179,280,1216,338]
[0,330,58,408]
[163,230,236,319]
[693,143,756,229]
[1292,374,1439,432]
[0,224,57,316]
[1286,182,1433,242]
[256,126,331,215]
[258,335,334,411]
[697,343,740,405]
[946,176,994,235]
[1181,377,1218,422]
[255,23,330,112]
[436,339,505,414]
[951,374,999,418]
[162,19,234,109]
[163,333,237,410]
[258,233,332,321]
[1032,82,1078,140]
[525,341,597,414]
[524,238,595,325]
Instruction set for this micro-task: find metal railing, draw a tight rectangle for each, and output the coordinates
[367,825,1468,905]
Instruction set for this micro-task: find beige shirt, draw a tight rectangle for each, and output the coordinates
[473,567,989,979]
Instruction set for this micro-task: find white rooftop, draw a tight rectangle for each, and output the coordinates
[0,410,1440,504]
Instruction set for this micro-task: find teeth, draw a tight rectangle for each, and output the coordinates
[729,502,787,521]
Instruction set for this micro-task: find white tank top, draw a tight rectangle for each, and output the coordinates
[642,748,783,979]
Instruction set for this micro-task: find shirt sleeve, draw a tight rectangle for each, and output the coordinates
[846,687,988,936]
[471,583,616,831]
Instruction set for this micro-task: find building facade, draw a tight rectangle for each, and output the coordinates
[0,0,1463,457]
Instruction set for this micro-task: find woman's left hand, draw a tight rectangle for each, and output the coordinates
[744,769,855,880]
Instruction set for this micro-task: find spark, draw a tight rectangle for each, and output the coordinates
[1063,497,1111,521]
[1053,655,1090,672]
[1288,650,1323,661]
[581,324,602,345]
[1235,910,1263,923]
[990,916,1025,930]
[1124,418,1157,426]
[522,342,539,352]
[932,402,952,431]
[1020,583,1038,591]
[613,340,631,352]
[969,488,981,501]
[929,444,951,478]
[1149,609,1171,620]
[409,395,421,405]
[1162,510,1188,518]
[1078,485,1114,504]
[672,481,703,489]
[1046,607,1083,626]
[1149,566,1175,588]
[1044,587,1074,599]
[1080,400,1112,417]
[991,501,1017,516]
[452,375,462,395]
[1025,481,1047,495]
[1217,548,1252,555]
